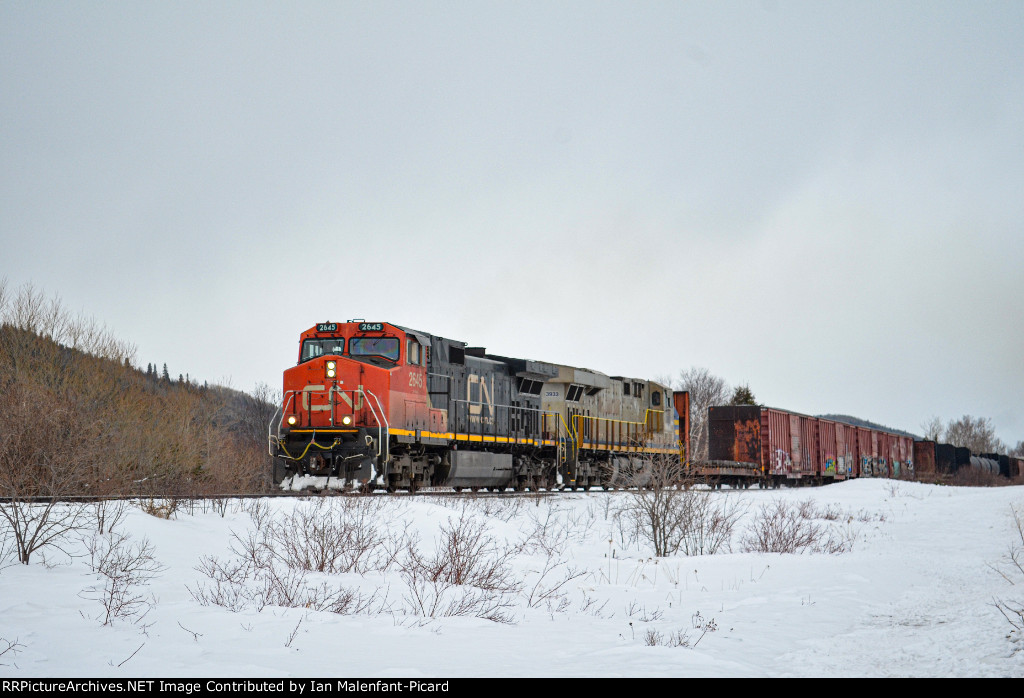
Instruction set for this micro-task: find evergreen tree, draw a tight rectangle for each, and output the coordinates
[162,363,170,381]
[729,383,757,406]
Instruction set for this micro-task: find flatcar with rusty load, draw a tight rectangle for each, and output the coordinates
[270,320,686,491]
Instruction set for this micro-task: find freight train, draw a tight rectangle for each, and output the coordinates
[704,406,1022,486]
[269,320,685,491]
[705,405,915,488]
[269,320,1021,490]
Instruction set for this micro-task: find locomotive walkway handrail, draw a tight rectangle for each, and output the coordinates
[269,387,389,465]
[448,398,567,444]
[571,408,667,452]
[426,370,575,459]
[360,386,389,467]
[267,391,298,456]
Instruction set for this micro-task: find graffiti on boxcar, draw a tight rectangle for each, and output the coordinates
[773,449,792,473]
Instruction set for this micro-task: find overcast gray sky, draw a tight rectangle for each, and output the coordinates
[2,1,1021,444]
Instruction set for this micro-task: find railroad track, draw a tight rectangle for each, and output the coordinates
[0,487,571,505]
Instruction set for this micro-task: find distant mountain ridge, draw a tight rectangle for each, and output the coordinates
[817,413,919,439]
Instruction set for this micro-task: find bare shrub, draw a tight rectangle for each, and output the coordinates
[0,637,24,668]
[136,497,181,520]
[441,496,525,523]
[284,615,305,648]
[260,566,385,615]
[89,498,131,534]
[519,503,578,557]
[741,500,820,553]
[641,613,718,648]
[992,505,1024,650]
[676,490,747,556]
[267,498,392,574]
[190,554,258,612]
[625,602,664,622]
[243,498,272,530]
[0,380,99,564]
[0,497,90,566]
[400,568,517,624]
[398,511,521,624]
[0,535,14,570]
[642,628,663,646]
[80,532,165,626]
[815,503,843,521]
[617,455,745,557]
[187,498,395,615]
[951,468,1010,488]
[616,456,689,557]
[643,628,693,647]
[208,497,232,518]
[521,556,586,610]
[402,511,519,592]
[189,539,388,615]
[741,500,856,554]
[690,611,718,646]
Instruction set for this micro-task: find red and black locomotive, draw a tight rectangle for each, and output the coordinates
[270,320,685,491]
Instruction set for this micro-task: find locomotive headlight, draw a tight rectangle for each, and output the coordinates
[287,415,297,426]
[326,361,337,379]
[342,415,352,426]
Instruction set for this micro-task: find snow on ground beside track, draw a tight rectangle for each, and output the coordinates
[0,479,1022,677]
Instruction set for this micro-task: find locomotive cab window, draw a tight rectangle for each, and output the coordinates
[350,336,400,362]
[407,339,421,366]
[300,338,345,362]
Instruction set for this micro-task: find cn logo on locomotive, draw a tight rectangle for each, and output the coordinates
[467,373,494,425]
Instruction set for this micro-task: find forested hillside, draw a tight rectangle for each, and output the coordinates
[0,280,277,498]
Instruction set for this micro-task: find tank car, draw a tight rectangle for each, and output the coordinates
[269,320,686,491]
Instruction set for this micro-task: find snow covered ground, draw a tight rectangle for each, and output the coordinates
[1,479,1022,678]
